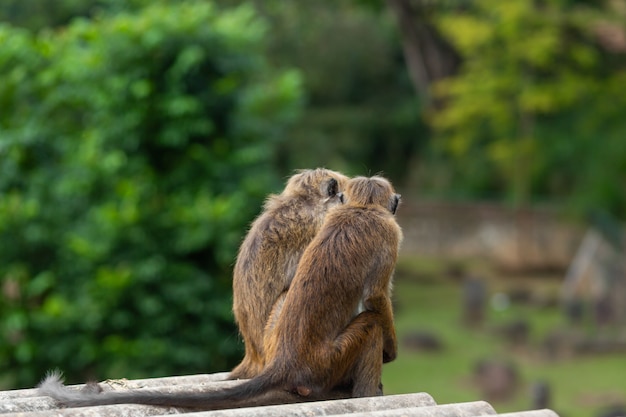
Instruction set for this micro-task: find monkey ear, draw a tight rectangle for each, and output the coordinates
[326,178,339,197]
[391,194,401,214]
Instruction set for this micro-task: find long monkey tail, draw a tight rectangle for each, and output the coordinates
[38,370,285,410]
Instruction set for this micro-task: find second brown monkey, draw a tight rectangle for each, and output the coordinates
[230,168,348,379]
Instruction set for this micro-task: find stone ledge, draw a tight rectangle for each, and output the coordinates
[0,373,559,417]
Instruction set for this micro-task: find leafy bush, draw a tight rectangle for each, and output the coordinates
[430,1,626,213]
[0,2,302,388]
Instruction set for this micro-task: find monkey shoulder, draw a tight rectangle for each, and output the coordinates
[252,206,318,248]
[328,205,397,231]
[310,208,396,258]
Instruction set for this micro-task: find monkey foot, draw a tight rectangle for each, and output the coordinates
[296,385,312,397]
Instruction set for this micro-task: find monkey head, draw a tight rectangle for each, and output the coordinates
[343,176,401,214]
[282,168,348,207]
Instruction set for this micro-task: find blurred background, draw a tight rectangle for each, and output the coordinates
[0,1,625,416]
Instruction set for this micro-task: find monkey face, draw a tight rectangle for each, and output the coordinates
[390,193,401,215]
[326,177,340,198]
[343,176,401,215]
[321,175,347,208]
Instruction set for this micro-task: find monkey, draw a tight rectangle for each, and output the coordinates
[230,168,348,379]
[260,175,402,393]
[38,175,403,410]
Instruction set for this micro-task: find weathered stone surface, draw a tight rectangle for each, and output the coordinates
[0,372,561,417]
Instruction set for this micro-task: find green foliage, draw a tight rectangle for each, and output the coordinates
[0,2,302,388]
[236,0,427,182]
[3,0,425,185]
[429,0,626,215]
[0,0,92,30]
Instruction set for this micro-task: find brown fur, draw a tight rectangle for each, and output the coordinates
[260,175,402,396]
[38,175,402,409]
[230,168,348,379]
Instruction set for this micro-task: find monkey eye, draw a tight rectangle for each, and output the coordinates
[326,178,338,197]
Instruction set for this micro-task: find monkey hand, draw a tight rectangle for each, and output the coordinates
[383,338,397,363]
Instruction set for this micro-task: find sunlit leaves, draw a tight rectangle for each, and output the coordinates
[431,0,626,210]
[437,15,493,54]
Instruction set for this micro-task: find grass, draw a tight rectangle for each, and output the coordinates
[382,257,626,417]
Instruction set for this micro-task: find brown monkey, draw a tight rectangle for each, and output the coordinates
[231,168,348,379]
[38,176,402,409]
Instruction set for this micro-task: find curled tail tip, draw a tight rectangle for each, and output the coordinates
[38,369,65,392]
[37,370,89,406]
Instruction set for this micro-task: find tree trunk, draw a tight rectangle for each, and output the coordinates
[386,0,460,104]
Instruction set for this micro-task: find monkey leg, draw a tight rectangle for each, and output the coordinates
[330,311,385,397]
[348,320,384,397]
[232,293,288,380]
